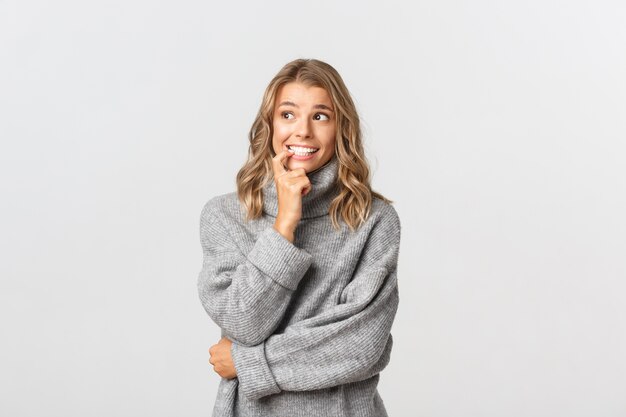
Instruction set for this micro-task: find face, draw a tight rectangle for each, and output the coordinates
[271,82,337,173]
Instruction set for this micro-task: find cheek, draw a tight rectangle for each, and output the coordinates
[316,125,336,146]
[273,122,291,139]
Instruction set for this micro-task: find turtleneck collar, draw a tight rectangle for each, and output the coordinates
[262,154,340,219]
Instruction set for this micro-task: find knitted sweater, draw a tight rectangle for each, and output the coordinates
[197,154,401,417]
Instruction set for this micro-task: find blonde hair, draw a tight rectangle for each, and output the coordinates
[236,58,393,232]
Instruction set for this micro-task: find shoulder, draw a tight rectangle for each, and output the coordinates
[370,197,401,237]
[200,191,242,226]
[350,197,401,270]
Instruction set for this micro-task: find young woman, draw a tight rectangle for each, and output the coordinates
[197,58,401,417]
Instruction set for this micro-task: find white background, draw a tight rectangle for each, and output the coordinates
[1,0,625,416]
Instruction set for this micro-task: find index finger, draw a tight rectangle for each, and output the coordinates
[271,149,292,177]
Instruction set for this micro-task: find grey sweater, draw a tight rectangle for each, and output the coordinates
[197,155,401,417]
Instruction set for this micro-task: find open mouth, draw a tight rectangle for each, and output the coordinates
[287,145,320,155]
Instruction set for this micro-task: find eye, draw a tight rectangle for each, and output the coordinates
[281,111,295,120]
[314,113,330,121]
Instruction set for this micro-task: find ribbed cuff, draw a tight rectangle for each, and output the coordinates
[246,226,313,290]
[231,340,281,401]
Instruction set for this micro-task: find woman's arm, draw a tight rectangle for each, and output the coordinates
[197,197,313,346]
[230,204,401,400]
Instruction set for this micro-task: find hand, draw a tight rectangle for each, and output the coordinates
[208,336,237,380]
[271,149,311,242]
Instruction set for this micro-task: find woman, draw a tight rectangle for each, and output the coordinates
[197,58,401,417]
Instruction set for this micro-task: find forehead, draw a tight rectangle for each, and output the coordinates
[275,82,332,104]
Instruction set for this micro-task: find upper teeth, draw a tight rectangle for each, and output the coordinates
[288,146,318,153]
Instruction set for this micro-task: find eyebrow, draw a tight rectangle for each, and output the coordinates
[278,101,334,112]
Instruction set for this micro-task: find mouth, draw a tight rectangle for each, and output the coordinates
[286,144,320,155]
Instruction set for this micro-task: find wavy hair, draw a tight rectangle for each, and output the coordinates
[236,58,393,232]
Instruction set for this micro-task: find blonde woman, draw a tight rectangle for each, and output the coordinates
[198,58,401,417]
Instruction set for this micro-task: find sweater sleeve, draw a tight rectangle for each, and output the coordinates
[230,204,401,401]
[197,198,314,346]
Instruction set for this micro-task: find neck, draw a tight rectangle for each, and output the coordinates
[262,155,340,219]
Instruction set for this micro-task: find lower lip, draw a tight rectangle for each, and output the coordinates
[288,150,318,160]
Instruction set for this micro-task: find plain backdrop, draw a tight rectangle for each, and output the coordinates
[1,0,625,416]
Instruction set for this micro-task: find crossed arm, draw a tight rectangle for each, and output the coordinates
[198,200,401,400]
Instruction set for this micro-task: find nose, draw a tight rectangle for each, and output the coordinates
[295,117,312,138]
